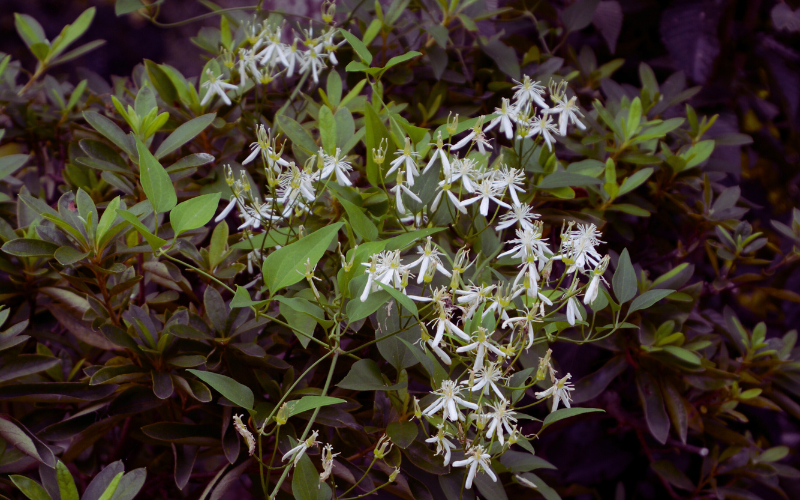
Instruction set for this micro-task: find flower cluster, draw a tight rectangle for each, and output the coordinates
[202,19,344,106]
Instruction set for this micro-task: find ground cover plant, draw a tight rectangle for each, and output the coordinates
[1,0,800,499]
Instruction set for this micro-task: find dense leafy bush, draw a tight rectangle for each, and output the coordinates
[1,1,799,499]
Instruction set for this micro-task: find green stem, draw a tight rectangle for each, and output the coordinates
[268,351,340,499]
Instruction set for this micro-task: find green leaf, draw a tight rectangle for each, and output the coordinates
[326,70,342,106]
[541,407,604,431]
[636,371,669,444]
[651,461,694,490]
[137,139,176,213]
[480,40,520,80]
[97,472,124,500]
[155,113,216,159]
[170,193,221,236]
[381,51,422,72]
[681,140,714,170]
[375,282,419,319]
[661,346,701,367]
[50,8,95,61]
[57,461,79,500]
[617,168,653,197]
[187,370,254,411]
[2,239,59,258]
[384,227,446,250]
[50,40,106,66]
[0,414,56,468]
[9,475,52,500]
[562,0,600,32]
[515,473,562,500]
[537,172,603,189]
[612,248,637,303]
[0,154,29,181]
[54,246,89,265]
[338,28,372,65]
[83,111,135,157]
[337,197,378,241]
[283,396,346,418]
[345,285,389,323]
[758,446,790,463]
[116,209,167,252]
[279,299,318,348]
[14,14,48,51]
[318,105,337,153]
[337,359,406,391]
[292,452,331,500]
[626,97,642,140]
[229,286,267,309]
[262,223,343,293]
[96,196,121,245]
[628,289,673,314]
[364,103,391,186]
[387,421,418,449]
[116,0,145,15]
[145,59,179,106]
[500,450,556,472]
[275,114,318,154]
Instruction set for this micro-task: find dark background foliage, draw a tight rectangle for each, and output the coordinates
[1,0,800,499]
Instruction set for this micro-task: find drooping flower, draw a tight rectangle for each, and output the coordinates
[425,426,457,466]
[535,373,575,412]
[233,414,256,456]
[282,430,320,467]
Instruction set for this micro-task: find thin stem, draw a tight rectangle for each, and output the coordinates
[268,351,340,499]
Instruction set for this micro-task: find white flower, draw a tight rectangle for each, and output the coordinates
[451,118,492,154]
[386,137,420,186]
[495,203,540,232]
[503,306,542,349]
[389,173,422,214]
[406,236,452,284]
[461,178,511,217]
[299,48,327,84]
[583,255,609,305]
[233,414,256,456]
[446,157,480,193]
[243,125,289,170]
[485,400,518,445]
[454,283,496,319]
[456,327,507,371]
[278,165,317,216]
[320,148,353,186]
[535,373,575,412]
[565,295,583,326]
[561,223,605,273]
[200,69,238,106]
[464,361,507,401]
[424,287,470,345]
[484,98,518,140]
[423,132,452,177]
[319,443,339,486]
[282,430,320,467]
[492,165,526,206]
[423,380,479,422]
[482,284,522,323]
[526,113,558,151]
[359,250,407,302]
[256,25,290,67]
[238,48,261,89]
[498,224,550,266]
[430,183,468,215]
[425,426,457,466]
[543,95,586,136]
[452,445,496,489]
[511,75,549,109]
